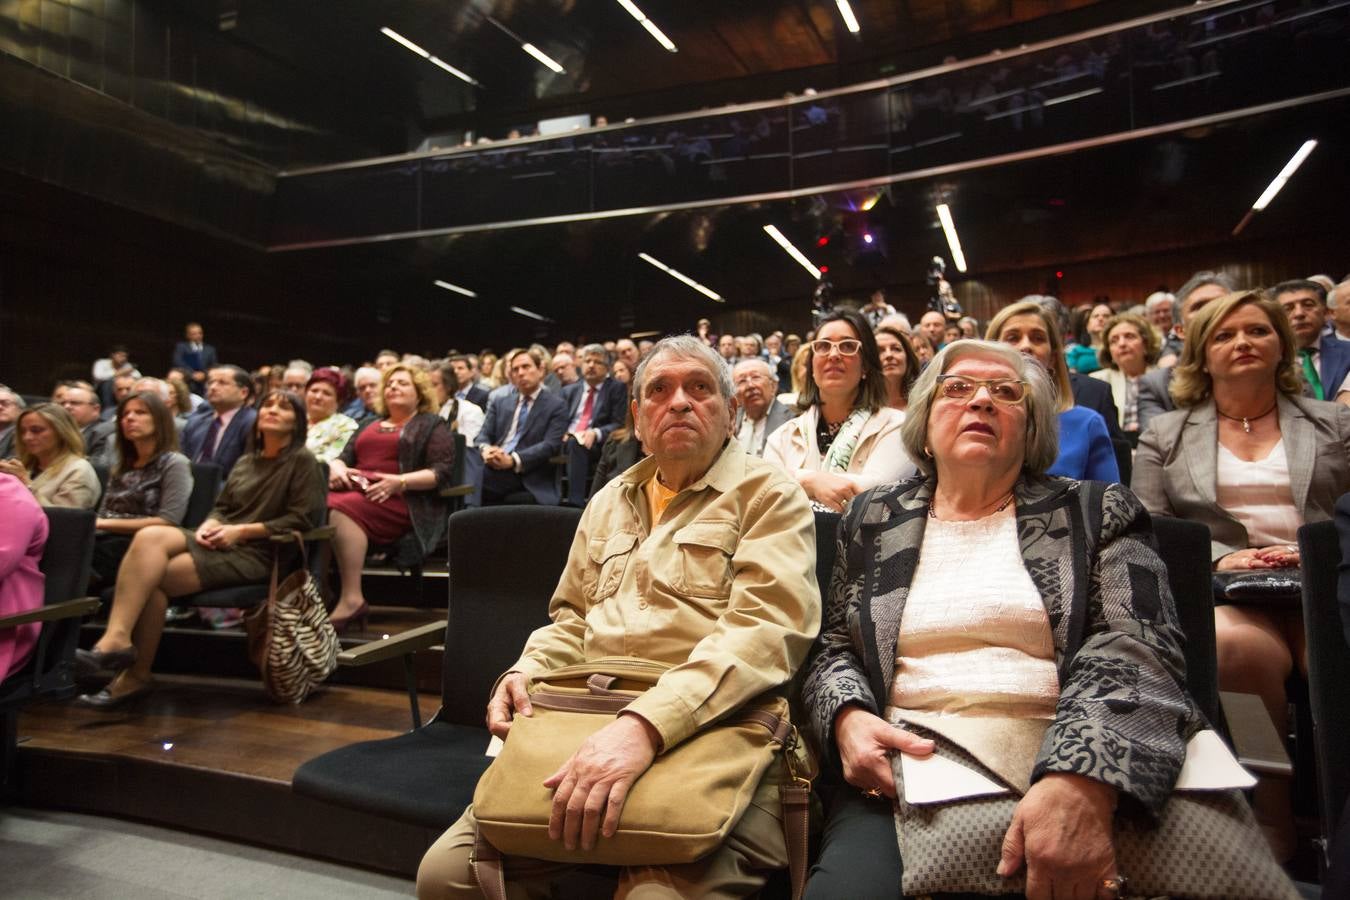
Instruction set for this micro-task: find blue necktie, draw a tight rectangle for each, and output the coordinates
[502,398,532,454]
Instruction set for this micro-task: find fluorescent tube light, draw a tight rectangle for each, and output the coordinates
[434,279,478,298]
[381,27,430,58]
[638,253,723,302]
[763,225,822,280]
[836,0,861,34]
[616,1,678,52]
[1251,140,1317,211]
[935,204,968,273]
[510,305,551,322]
[429,56,480,87]
[522,43,565,74]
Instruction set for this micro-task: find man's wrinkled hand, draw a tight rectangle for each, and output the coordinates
[544,714,659,851]
[485,672,532,739]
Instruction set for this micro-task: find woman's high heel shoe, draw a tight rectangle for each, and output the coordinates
[75,645,138,678]
[329,601,370,634]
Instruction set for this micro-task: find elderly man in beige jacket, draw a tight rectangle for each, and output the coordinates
[417,335,820,899]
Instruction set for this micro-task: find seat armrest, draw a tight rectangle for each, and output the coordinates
[336,620,446,667]
[1219,690,1293,777]
[269,525,337,544]
[0,596,101,630]
[439,484,474,499]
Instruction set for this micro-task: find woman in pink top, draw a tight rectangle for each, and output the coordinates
[0,472,49,680]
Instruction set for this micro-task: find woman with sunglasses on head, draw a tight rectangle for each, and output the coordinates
[764,310,912,512]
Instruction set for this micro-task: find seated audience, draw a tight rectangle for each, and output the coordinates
[90,392,193,589]
[1132,288,1350,858]
[1031,296,1124,439]
[180,366,257,477]
[416,335,818,900]
[436,360,485,442]
[0,404,100,509]
[918,310,947,352]
[342,366,382,425]
[171,321,217,395]
[327,365,456,629]
[560,345,626,505]
[764,310,911,511]
[303,368,359,464]
[282,362,313,395]
[0,473,48,681]
[717,333,737,362]
[374,349,400,371]
[803,339,1203,899]
[988,301,1119,482]
[611,357,634,388]
[59,383,115,462]
[446,355,489,408]
[165,372,203,417]
[614,338,641,373]
[1329,279,1350,343]
[590,404,646,495]
[777,343,811,407]
[0,386,25,459]
[550,352,579,387]
[474,349,568,506]
[1091,313,1160,436]
[74,391,322,708]
[1065,302,1112,374]
[909,332,935,366]
[873,325,919,412]
[733,358,794,457]
[101,373,137,421]
[1147,291,1182,363]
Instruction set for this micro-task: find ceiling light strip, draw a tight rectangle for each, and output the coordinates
[638,253,723,301]
[616,0,678,52]
[836,0,861,34]
[433,279,478,297]
[935,204,968,273]
[511,305,552,322]
[381,27,429,58]
[382,27,481,87]
[1251,139,1317,211]
[429,56,480,87]
[763,225,822,280]
[522,42,566,74]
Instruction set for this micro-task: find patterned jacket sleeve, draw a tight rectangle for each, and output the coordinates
[801,495,880,771]
[1031,482,1197,817]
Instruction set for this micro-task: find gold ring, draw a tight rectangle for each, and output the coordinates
[862,787,883,798]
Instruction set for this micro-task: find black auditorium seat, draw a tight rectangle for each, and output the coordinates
[292,505,581,829]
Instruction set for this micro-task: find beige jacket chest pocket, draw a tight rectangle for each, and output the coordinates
[584,531,639,601]
[671,520,739,599]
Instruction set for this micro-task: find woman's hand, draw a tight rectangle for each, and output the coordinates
[1216,547,1289,570]
[327,458,352,490]
[801,471,861,512]
[0,458,29,483]
[833,705,934,798]
[997,773,1118,900]
[194,518,221,548]
[195,520,242,550]
[365,472,405,503]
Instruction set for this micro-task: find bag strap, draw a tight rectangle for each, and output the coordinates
[472,829,507,900]
[781,780,810,900]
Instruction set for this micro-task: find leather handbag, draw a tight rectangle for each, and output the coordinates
[242,533,338,704]
[891,723,1299,900]
[471,656,812,898]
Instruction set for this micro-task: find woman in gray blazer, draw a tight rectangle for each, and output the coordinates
[1132,288,1350,857]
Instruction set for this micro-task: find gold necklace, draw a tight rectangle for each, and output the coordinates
[928,490,1015,520]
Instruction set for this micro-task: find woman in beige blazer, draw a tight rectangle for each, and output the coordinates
[0,403,100,509]
[764,310,912,511]
[1132,289,1350,857]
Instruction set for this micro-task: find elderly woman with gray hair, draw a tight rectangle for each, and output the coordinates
[800,340,1209,899]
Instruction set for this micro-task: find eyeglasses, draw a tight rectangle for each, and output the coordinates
[935,375,1027,405]
[809,339,862,357]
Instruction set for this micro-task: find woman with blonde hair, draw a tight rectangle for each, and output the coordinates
[776,343,812,408]
[1133,288,1350,858]
[327,365,456,631]
[0,403,100,508]
[1092,312,1161,435]
[987,301,1118,482]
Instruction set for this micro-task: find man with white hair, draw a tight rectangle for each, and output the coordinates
[0,385,24,458]
[1138,271,1234,428]
[282,361,314,395]
[1145,291,1182,363]
[1328,280,1350,343]
[343,366,381,425]
[732,358,794,456]
[416,335,819,900]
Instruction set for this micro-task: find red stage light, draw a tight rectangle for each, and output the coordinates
[1056,271,1064,279]
[817,236,830,247]
[819,265,830,273]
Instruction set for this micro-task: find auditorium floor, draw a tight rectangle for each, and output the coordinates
[0,806,413,899]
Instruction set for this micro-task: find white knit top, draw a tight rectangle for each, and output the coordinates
[1216,439,1301,548]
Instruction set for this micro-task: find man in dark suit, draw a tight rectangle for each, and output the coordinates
[732,358,795,456]
[58,384,116,463]
[1276,279,1350,404]
[559,344,628,506]
[1137,271,1236,429]
[475,349,568,506]
[171,322,218,396]
[447,355,490,409]
[180,365,256,478]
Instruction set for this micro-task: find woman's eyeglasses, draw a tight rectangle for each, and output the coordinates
[935,375,1027,404]
[810,339,862,357]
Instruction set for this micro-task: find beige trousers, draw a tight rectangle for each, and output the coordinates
[416,774,788,900]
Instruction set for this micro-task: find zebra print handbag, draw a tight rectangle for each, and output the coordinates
[244,533,339,704]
